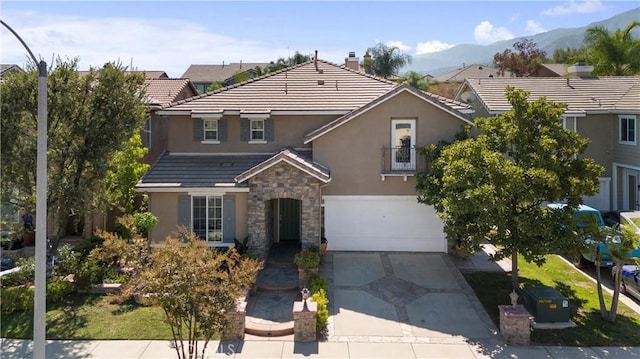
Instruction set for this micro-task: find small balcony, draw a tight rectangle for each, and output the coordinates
[381,146,428,181]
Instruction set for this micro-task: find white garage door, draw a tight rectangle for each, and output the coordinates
[324,195,446,252]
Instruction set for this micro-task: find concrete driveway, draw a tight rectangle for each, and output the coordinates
[319,252,500,345]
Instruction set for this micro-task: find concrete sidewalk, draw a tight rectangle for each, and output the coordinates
[3,338,640,358]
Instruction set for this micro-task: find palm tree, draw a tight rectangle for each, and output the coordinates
[363,43,412,78]
[584,21,640,76]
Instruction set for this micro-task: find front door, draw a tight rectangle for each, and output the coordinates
[279,199,300,241]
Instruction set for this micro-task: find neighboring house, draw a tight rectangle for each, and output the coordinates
[454,64,640,212]
[429,64,510,99]
[531,63,569,77]
[77,70,169,79]
[137,59,473,257]
[182,62,271,93]
[0,64,24,80]
[142,78,198,163]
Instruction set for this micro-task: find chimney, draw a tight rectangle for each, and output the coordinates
[345,51,359,71]
[314,50,318,71]
[568,61,594,78]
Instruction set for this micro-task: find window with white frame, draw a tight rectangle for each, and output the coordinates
[144,117,151,148]
[251,119,264,141]
[203,119,218,141]
[619,115,636,145]
[192,196,222,242]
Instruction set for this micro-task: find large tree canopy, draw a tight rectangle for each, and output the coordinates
[363,43,412,78]
[1,58,147,242]
[493,39,547,77]
[417,87,603,290]
[584,21,640,76]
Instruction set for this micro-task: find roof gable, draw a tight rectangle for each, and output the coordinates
[160,60,396,115]
[182,63,271,83]
[304,84,474,144]
[144,78,198,108]
[235,147,330,184]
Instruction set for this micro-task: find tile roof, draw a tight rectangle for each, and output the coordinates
[182,63,271,83]
[137,153,274,188]
[537,64,569,77]
[460,76,640,114]
[162,60,396,114]
[436,64,507,83]
[77,70,168,79]
[143,78,198,108]
[235,147,330,184]
[305,85,473,144]
[0,64,24,78]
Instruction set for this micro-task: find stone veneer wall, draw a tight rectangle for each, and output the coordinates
[247,162,322,258]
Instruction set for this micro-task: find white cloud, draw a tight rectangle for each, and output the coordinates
[473,21,514,45]
[525,20,546,35]
[0,11,344,77]
[415,40,455,54]
[385,40,411,52]
[542,0,605,17]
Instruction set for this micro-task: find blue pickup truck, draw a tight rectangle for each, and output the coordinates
[548,203,640,267]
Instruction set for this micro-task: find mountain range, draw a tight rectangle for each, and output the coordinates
[404,7,640,76]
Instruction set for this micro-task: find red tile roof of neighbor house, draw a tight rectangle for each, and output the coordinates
[459,76,640,114]
[143,78,198,108]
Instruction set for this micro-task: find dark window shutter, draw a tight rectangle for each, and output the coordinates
[193,119,203,141]
[240,119,250,141]
[218,119,228,141]
[223,195,236,243]
[178,195,191,229]
[265,118,274,142]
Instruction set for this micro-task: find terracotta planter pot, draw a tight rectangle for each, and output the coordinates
[22,231,35,246]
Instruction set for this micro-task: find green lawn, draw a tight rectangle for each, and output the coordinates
[464,254,640,346]
[1,294,173,340]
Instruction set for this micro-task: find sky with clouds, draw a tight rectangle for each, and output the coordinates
[1,0,638,77]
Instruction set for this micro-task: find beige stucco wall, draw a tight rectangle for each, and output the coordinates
[147,191,248,244]
[167,114,338,153]
[148,192,183,244]
[313,91,469,195]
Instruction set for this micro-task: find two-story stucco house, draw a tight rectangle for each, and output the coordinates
[137,58,473,257]
[455,64,640,212]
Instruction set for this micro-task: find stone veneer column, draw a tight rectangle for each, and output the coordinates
[247,163,322,258]
[499,305,532,345]
[222,297,247,341]
[293,300,317,342]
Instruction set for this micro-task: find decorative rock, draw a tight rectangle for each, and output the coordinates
[499,305,532,345]
[293,300,317,342]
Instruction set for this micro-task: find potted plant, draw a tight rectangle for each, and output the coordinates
[294,246,321,288]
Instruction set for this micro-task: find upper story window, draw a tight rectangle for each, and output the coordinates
[143,117,151,149]
[619,115,636,145]
[391,119,416,171]
[251,120,265,141]
[204,119,218,141]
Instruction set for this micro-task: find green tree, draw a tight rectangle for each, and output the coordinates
[417,87,603,291]
[584,21,640,76]
[594,225,640,322]
[398,70,437,91]
[551,47,586,64]
[262,51,312,74]
[0,58,147,245]
[100,133,149,215]
[206,81,223,92]
[127,234,261,359]
[363,43,412,78]
[493,38,547,77]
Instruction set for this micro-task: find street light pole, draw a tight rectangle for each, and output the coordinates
[1,20,48,359]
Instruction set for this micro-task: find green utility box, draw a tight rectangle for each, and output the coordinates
[523,286,570,323]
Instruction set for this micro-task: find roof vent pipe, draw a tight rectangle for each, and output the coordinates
[314,50,318,71]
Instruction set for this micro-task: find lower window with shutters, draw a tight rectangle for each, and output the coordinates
[193,196,223,242]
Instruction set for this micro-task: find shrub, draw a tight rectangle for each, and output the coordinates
[133,211,158,236]
[0,286,34,313]
[308,273,328,294]
[47,280,74,304]
[312,288,329,331]
[0,257,35,288]
[74,235,104,258]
